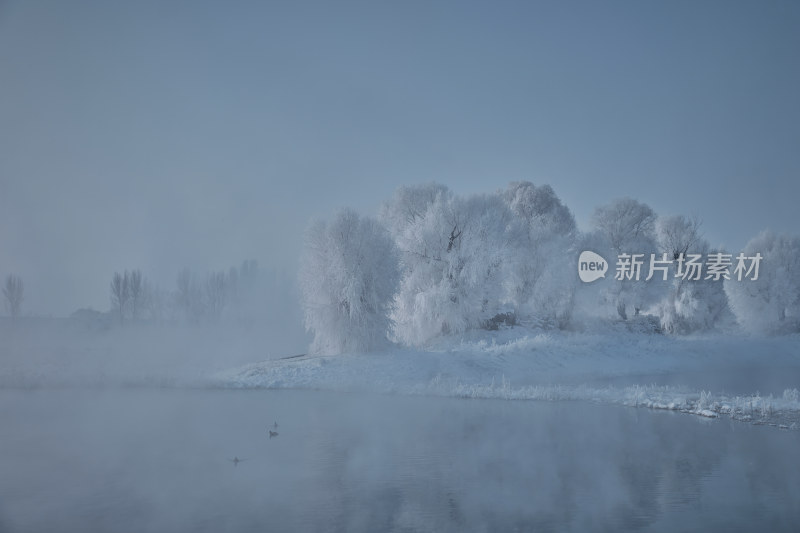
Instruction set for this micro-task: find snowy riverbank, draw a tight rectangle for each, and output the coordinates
[215,327,800,429]
[3,319,799,429]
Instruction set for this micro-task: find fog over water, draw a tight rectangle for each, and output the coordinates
[1,389,798,533]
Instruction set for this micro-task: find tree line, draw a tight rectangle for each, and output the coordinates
[300,182,800,354]
[108,259,267,326]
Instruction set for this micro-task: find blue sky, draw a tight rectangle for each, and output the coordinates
[1,0,799,315]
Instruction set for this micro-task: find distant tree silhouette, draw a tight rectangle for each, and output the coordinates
[3,274,24,320]
[110,271,130,325]
[205,271,227,322]
[129,269,143,321]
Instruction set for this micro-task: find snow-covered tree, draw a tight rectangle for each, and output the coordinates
[300,209,400,354]
[3,274,24,320]
[381,184,462,345]
[724,231,800,334]
[655,215,703,261]
[653,215,729,333]
[656,245,731,335]
[593,197,656,253]
[501,181,576,237]
[378,182,580,343]
[382,185,520,346]
[379,182,450,240]
[500,182,577,327]
[658,269,730,334]
[590,198,664,319]
[571,229,617,320]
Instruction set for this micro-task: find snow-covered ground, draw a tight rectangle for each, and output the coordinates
[215,326,800,430]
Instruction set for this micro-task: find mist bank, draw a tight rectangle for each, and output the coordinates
[4,388,799,532]
[0,317,308,389]
[3,312,799,431]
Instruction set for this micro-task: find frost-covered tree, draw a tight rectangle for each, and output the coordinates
[379,182,450,240]
[381,184,461,345]
[382,185,519,345]
[500,182,577,327]
[656,244,731,334]
[591,198,663,319]
[571,229,617,321]
[724,231,800,334]
[300,209,400,354]
[653,215,729,333]
[656,215,702,261]
[593,197,656,253]
[501,181,575,237]
[658,270,730,334]
[379,182,578,343]
[440,192,519,332]
[3,274,24,320]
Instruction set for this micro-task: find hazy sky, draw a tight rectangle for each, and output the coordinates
[1,0,799,316]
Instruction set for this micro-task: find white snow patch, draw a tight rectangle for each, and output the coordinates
[214,329,800,430]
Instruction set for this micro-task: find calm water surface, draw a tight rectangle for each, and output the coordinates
[0,388,798,532]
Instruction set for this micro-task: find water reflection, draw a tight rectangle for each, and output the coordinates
[0,389,798,532]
